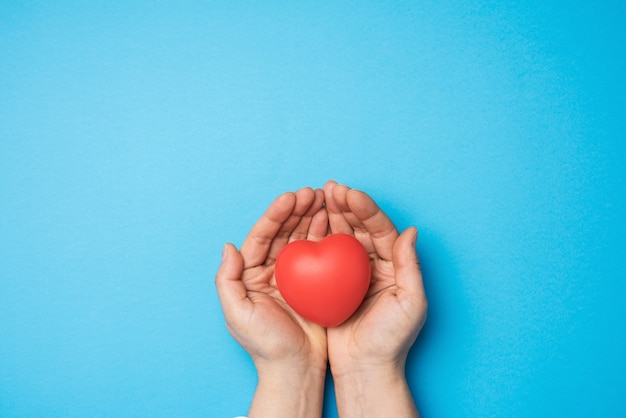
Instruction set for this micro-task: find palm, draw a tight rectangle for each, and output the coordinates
[327,238,408,365]
[239,260,326,363]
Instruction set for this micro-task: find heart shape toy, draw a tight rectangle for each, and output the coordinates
[275,234,371,327]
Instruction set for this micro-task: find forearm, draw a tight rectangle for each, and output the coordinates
[333,363,419,418]
[248,364,326,418]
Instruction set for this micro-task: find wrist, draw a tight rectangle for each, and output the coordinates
[329,350,406,380]
[332,362,418,418]
[249,361,327,418]
[332,360,405,389]
[256,359,327,384]
[255,352,328,380]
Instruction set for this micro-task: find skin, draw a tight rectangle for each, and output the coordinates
[215,182,428,417]
[324,180,427,418]
[215,187,328,418]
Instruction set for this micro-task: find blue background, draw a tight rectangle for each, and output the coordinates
[1,1,624,417]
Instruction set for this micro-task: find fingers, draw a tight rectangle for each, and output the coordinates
[289,188,325,242]
[346,189,398,261]
[325,180,398,261]
[307,204,329,242]
[392,227,427,306]
[240,192,297,268]
[240,181,398,270]
[265,187,319,264]
[215,243,250,320]
[324,180,353,235]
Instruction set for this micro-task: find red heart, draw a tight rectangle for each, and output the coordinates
[275,234,371,327]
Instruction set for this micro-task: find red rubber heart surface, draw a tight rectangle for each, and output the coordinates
[275,233,371,327]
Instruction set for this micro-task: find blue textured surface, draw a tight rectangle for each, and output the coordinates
[1,1,624,416]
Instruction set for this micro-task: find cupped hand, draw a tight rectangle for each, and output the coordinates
[215,187,329,372]
[323,181,428,376]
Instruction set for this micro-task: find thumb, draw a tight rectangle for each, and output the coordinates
[215,243,248,319]
[392,227,426,301]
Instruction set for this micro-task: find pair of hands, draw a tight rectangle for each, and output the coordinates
[215,181,427,418]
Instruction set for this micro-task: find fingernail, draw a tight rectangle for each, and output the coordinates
[411,227,418,247]
[222,243,229,261]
